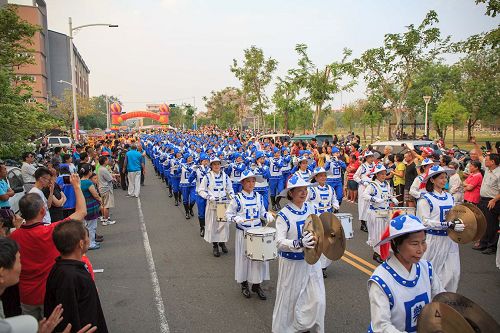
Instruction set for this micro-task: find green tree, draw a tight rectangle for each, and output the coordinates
[475,0,499,17]
[361,96,385,143]
[340,103,361,132]
[0,5,59,158]
[272,77,300,132]
[203,87,249,129]
[456,48,499,141]
[51,90,96,134]
[78,95,120,130]
[231,46,278,128]
[405,62,461,138]
[289,44,357,132]
[433,90,467,142]
[354,11,450,138]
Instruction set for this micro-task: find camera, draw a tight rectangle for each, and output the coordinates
[0,209,15,230]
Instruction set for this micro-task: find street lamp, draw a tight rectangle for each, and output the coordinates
[69,17,118,141]
[423,95,431,137]
[57,79,72,86]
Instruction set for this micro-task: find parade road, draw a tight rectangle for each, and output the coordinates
[88,160,500,332]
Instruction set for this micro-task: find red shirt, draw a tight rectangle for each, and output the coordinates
[464,172,483,204]
[347,160,361,180]
[10,218,70,305]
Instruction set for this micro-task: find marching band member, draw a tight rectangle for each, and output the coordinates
[324,147,346,205]
[190,153,211,237]
[368,214,444,333]
[362,163,399,263]
[269,148,284,211]
[252,151,271,211]
[226,153,247,194]
[198,157,235,257]
[409,158,434,201]
[416,165,465,292]
[354,151,376,233]
[280,147,292,188]
[272,174,325,333]
[308,167,339,278]
[292,152,314,181]
[163,147,175,198]
[225,170,274,300]
[180,153,196,220]
[169,149,183,206]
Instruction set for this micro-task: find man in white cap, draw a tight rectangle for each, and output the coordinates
[353,151,376,232]
[226,170,274,300]
[198,157,235,257]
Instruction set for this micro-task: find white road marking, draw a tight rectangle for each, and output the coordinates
[137,197,170,333]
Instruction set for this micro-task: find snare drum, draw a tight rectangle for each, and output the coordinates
[389,207,415,217]
[216,202,229,222]
[374,209,390,217]
[334,213,353,239]
[244,227,277,261]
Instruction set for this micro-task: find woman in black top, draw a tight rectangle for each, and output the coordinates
[43,167,66,222]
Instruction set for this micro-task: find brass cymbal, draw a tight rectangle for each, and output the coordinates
[319,212,346,261]
[461,202,487,241]
[417,301,474,333]
[434,292,500,332]
[446,204,478,244]
[303,214,324,265]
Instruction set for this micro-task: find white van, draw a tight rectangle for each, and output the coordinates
[47,136,73,149]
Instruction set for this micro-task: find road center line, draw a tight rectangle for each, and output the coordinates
[137,197,170,333]
[344,250,377,270]
[340,256,373,276]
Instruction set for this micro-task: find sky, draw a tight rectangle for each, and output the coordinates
[37,0,498,113]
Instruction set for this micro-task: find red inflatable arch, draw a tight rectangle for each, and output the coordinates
[111,103,170,128]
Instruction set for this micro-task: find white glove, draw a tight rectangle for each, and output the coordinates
[302,232,316,249]
[423,218,445,229]
[423,218,465,231]
[333,204,340,211]
[207,195,216,203]
[450,219,465,232]
[391,197,399,205]
[234,216,244,224]
[265,213,274,224]
[362,181,369,186]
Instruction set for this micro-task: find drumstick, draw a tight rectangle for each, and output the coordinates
[264,211,277,227]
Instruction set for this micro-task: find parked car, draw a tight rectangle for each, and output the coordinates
[290,134,334,146]
[6,166,26,213]
[370,140,441,156]
[46,136,73,149]
[258,133,291,143]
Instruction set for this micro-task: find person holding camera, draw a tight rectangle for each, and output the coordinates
[9,174,86,320]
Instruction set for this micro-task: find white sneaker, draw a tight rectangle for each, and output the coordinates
[102,219,116,226]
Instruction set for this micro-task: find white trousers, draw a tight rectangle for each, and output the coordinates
[127,171,141,197]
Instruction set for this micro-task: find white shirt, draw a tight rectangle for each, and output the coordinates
[28,187,51,224]
[21,162,36,183]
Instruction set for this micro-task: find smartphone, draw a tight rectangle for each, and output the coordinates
[63,175,71,184]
